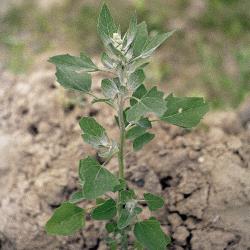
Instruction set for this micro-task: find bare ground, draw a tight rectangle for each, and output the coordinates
[0,65,250,250]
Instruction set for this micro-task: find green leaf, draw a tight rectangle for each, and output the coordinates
[161,94,209,128]
[134,219,171,250]
[79,157,119,199]
[49,53,98,72]
[132,22,148,58]
[127,87,166,122]
[123,13,137,50]
[117,209,132,229]
[106,222,117,233]
[97,4,117,45]
[130,84,147,106]
[101,52,116,69]
[55,66,91,92]
[141,30,175,58]
[113,179,127,192]
[133,132,155,151]
[79,117,109,149]
[118,206,141,229]
[126,126,146,140]
[45,202,85,236]
[120,190,136,204]
[69,191,85,203]
[101,79,120,99]
[136,117,152,128]
[91,198,117,220]
[144,193,164,211]
[128,69,145,91]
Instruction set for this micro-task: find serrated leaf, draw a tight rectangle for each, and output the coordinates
[79,117,109,149]
[132,22,148,58]
[55,66,91,92]
[69,191,85,203]
[126,126,146,140]
[144,193,164,211]
[97,4,117,45]
[133,132,155,151]
[79,157,119,199]
[161,94,209,128]
[101,79,120,99]
[128,69,145,91]
[123,13,137,50]
[127,87,166,122]
[141,30,175,58]
[49,53,98,72]
[91,198,117,220]
[45,202,85,236]
[134,219,171,250]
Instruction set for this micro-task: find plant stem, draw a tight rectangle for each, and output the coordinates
[118,96,126,180]
[117,96,128,250]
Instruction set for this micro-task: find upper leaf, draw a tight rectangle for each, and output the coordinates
[79,157,119,199]
[123,13,137,51]
[101,79,120,99]
[79,117,109,149]
[91,198,117,220]
[55,66,91,92]
[97,4,117,45]
[49,53,98,72]
[161,94,209,128]
[134,219,171,250]
[127,86,166,122]
[132,22,148,58]
[128,69,145,91]
[101,52,116,69]
[45,202,85,236]
[141,30,175,58]
[143,193,164,211]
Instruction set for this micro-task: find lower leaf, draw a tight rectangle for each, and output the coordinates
[45,202,85,236]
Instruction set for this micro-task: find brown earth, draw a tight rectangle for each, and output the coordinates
[0,65,250,250]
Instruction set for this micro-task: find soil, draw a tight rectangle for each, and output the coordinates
[0,65,250,250]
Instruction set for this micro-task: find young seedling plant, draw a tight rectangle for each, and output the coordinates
[45,3,209,250]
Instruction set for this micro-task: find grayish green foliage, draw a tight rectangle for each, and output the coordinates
[97,4,117,45]
[49,53,99,72]
[126,87,166,122]
[79,157,119,199]
[91,198,117,220]
[46,3,208,249]
[79,117,109,149]
[161,94,209,128]
[55,66,91,92]
[128,69,145,91]
[134,219,171,250]
[143,193,164,211]
[45,202,85,236]
[101,78,120,99]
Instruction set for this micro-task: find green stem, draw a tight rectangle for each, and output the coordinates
[117,96,128,250]
[118,96,126,180]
